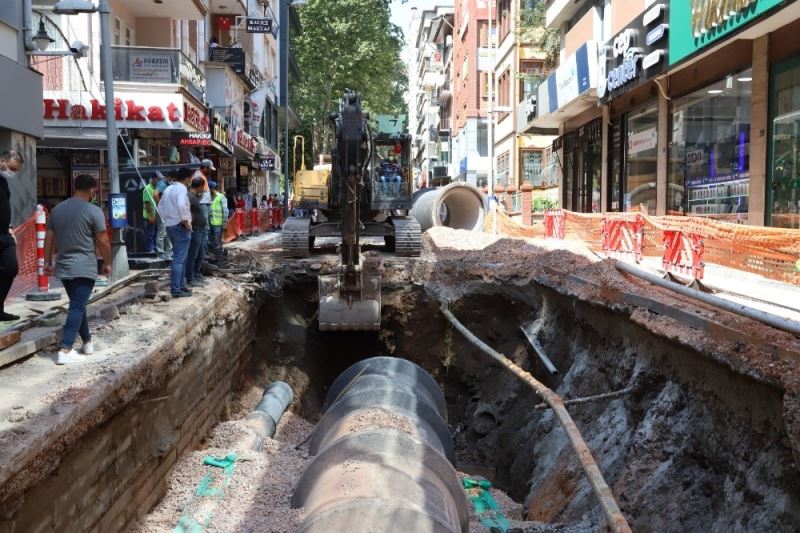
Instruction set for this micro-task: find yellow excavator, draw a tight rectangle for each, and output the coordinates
[283,92,421,331]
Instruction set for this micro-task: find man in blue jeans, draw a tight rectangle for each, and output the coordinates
[157,168,193,298]
[44,174,112,365]
[185,177,207,286]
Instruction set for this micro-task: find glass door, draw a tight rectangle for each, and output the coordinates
[768,58,800,228]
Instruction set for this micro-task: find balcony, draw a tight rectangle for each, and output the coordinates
[546,0,588,28]
[208,46,258,90]
[112,0,204,19]
[110,46,206,101]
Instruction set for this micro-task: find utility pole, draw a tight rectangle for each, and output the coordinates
[487,0,495,196]
[99,0,129,281]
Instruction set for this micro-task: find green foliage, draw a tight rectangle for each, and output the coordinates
[532,197,558,213]
[293,0,408,155]
[519,0,560,70]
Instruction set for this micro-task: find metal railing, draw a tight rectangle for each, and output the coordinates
[109,46,206,100]
[525,163,559,188]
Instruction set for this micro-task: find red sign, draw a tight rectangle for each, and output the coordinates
[236,129,256,153]
[183,102,209,132]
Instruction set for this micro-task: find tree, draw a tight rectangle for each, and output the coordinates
[293,0,408,157]
[518,0,560,70]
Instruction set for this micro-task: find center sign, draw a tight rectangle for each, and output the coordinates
[597,3,670,103]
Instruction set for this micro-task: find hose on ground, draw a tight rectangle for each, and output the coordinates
[439,305,632,533]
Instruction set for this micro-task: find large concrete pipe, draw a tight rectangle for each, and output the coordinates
[245,381,293,440]
[292,357,468,533]
[411,182,487,232]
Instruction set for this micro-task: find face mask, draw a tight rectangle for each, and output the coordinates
[0,170,17,179]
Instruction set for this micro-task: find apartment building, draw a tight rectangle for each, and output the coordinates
[31,0,286,250]
[531,0,800,228]
[0,3,44,224]
[492,0,557,206]
[408,2,454,188]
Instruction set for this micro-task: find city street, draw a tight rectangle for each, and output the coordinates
[0,1,799,533]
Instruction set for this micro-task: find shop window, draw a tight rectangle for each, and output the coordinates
[668,69,752,221]
[769,59,800,228]
[562,120,602,213]
[625,102,658,214]
[608,119,624,211]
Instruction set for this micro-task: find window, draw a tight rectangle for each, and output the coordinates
[478,21,489,47]
[519,60,544,101]
[625,103,658,214]
[125,27,133,46]
[497,70,511,120]
[479,72,490,103]
[477,123,488,157]
[669,69,752,220]
[520,149,544,186]
[114,18,121,45]
[769,59,800,228]
[497,151,510,185]
[498,0,512,43]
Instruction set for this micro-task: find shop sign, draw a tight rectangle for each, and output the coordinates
[128,50,174,83]
[537,41,597,117]
[183,102,209,132]
[43,91,186,130]
[261,157,276,171]
[209,47,245,75]
[211,111,234,154]
[628,127,658,155]
[236,129,256,154]
[669,0,783,65]
[597,4,669,103]
[174,132,213,148]
[246,17,273,33]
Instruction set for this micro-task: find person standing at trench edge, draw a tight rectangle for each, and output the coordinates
[44,174,112,365]
[158,168,193,298]
[0,150,24,322]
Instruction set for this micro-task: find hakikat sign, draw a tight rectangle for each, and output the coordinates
[669,0,784,65]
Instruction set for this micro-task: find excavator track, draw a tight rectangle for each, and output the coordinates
[282,217,312,257]
[392,216,422,257]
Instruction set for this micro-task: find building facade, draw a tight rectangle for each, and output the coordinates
[408,3,454,188]
[30,0,286,250]
[531,0,800,228]
[0,2,44,225]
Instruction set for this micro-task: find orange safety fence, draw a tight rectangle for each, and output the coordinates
[9,212,39,298]
[222,207,284,244]
[486,208,800,285]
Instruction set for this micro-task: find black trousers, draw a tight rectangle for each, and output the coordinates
[0,235,19,311]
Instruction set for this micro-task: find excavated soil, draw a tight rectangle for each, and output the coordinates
[130,228,800,532]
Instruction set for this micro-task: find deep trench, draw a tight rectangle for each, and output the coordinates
[235,272,800,532]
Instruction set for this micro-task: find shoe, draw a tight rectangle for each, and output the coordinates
[171,292,191,298]
[82,341,94,355]
[56,349,84,365]
[188,280,202,287]
[0,312,20,321]
[181,288,193,295]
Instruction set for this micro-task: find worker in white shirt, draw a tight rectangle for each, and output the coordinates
[157,168,193,298]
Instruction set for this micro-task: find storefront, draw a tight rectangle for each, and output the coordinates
[601,3,669,214]
[558,119,602,213]
[769,57,800,228]
[532,41,600,213]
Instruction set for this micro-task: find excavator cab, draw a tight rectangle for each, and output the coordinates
[371,132,413,210]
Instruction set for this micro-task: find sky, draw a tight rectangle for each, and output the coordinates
[391,0,427,43]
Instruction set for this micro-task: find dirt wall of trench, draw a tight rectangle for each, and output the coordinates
[407,281,800,532]
[0,286,261,533]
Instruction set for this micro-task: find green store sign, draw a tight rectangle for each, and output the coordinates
[669,0,785,65]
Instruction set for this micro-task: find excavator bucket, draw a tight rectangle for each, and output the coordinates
[318,272,381,331]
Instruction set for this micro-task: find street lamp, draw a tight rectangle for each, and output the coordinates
[55,0,129,282]
[33,18,55,51]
